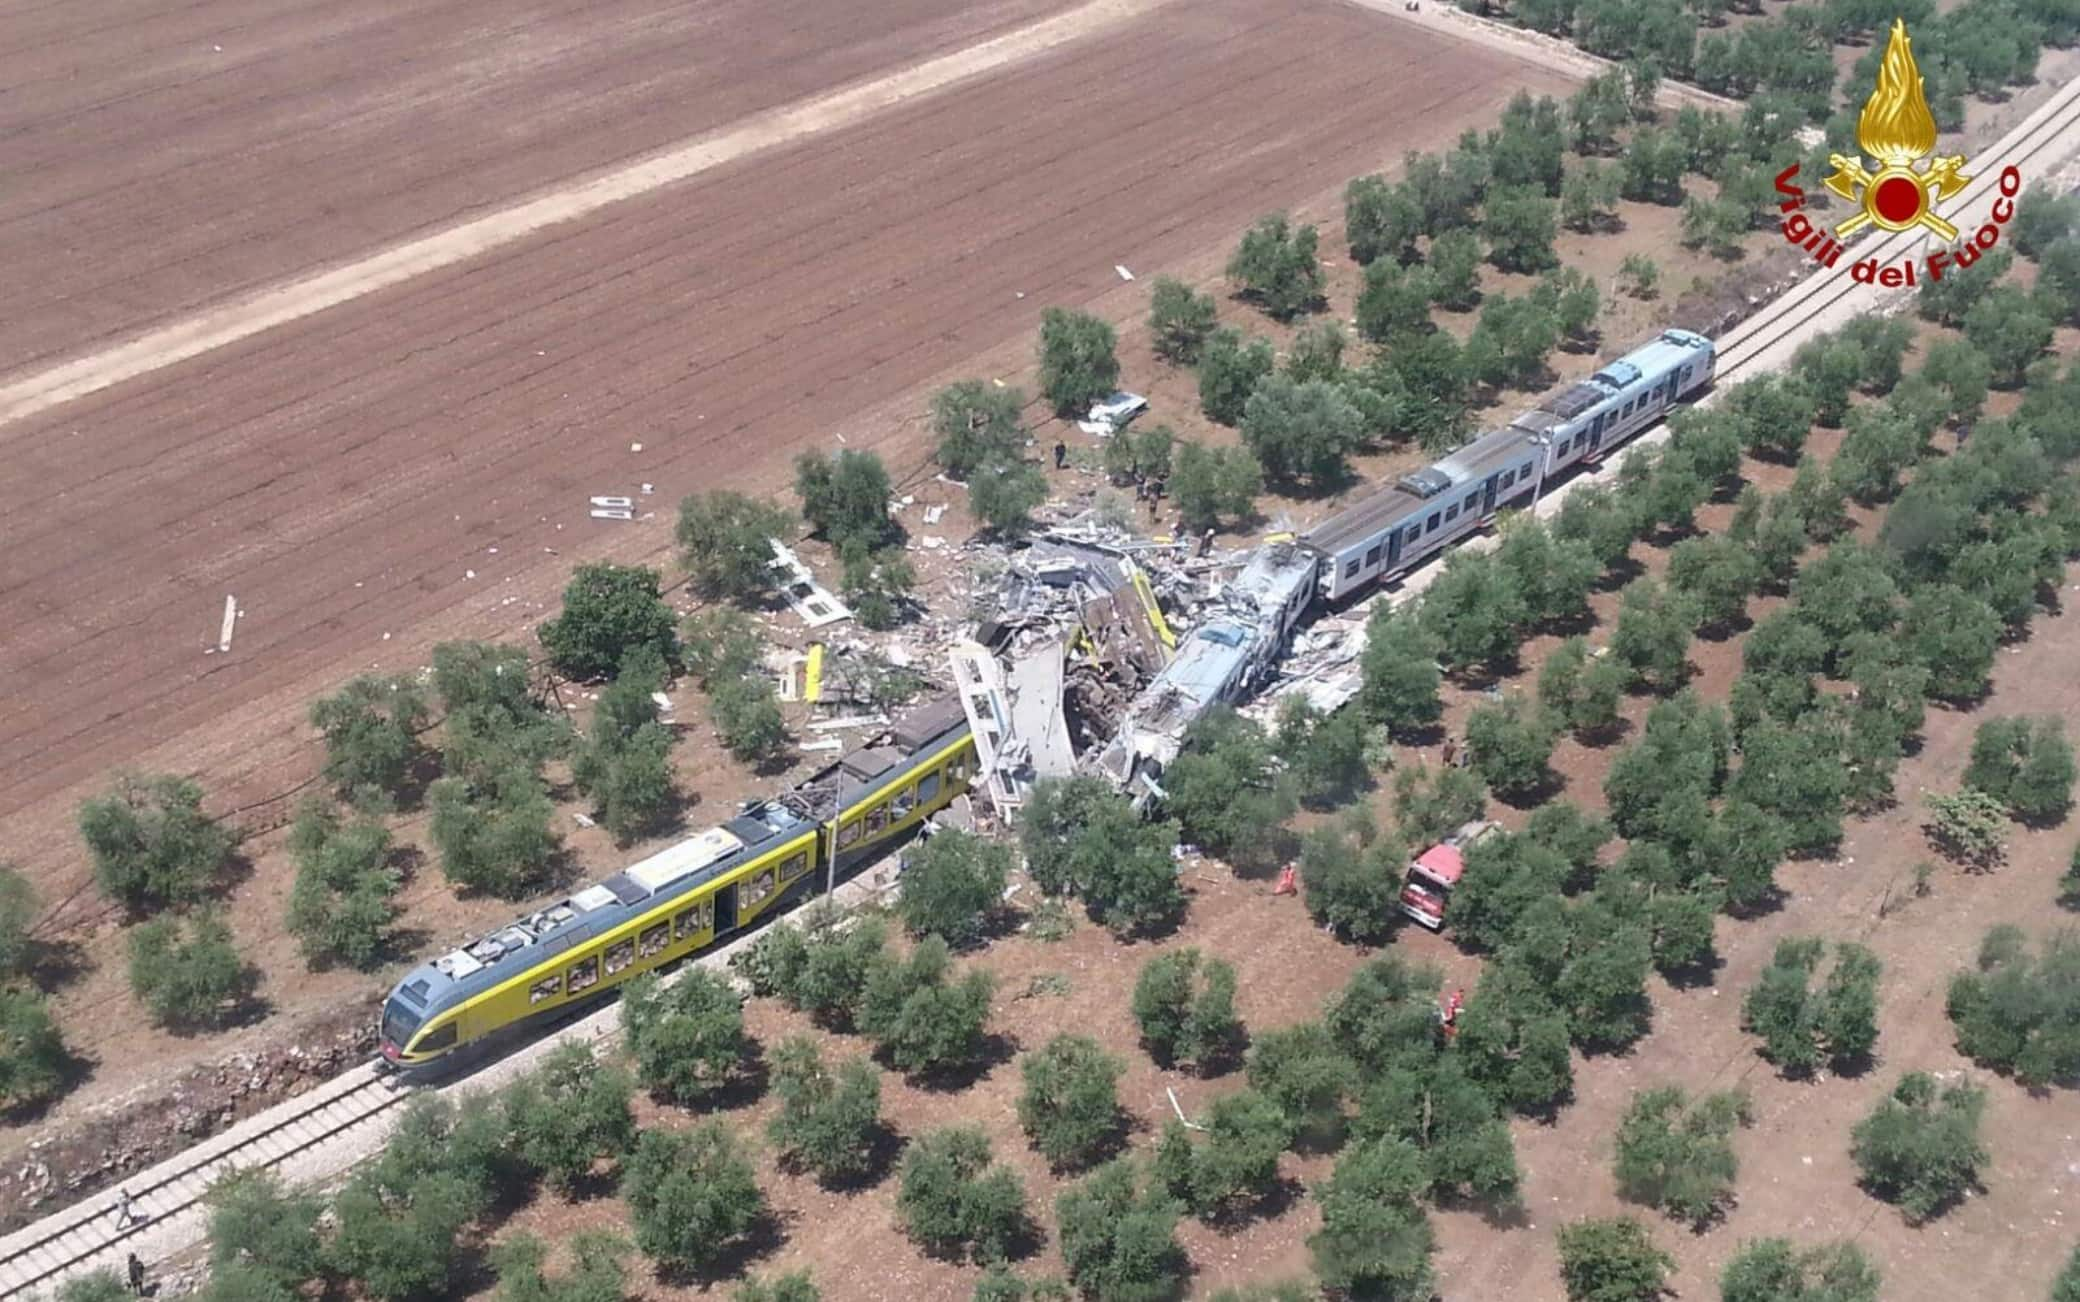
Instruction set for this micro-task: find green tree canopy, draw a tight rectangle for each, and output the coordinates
[310,675,428,801]
[897,829,1012,948]
[897,1126,1030,1263]
[794,448,897,551]
[1148,278,1218,364]
[676,490,793,603]
[1038,308,1121,416]
[1131,948,1242,1072]
[766,1034,884,1187]
[538,564,681,681]
[622,968,752,1105]
[1226,214,1326,320]
[1849,1072,1988,1222]
[625,1121,767,1271]
[932,380,1028,480]
[79,774,234,916]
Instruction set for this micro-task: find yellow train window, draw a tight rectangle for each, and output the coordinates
[638,923,669,957]
[918,770,942,803]
[866,803,890,834]
[529,975,562,1004]
[605,939,635,975]
[838,820,862,848]
[568,957,600,993]
[674,901,712,941]
[892,784,917,819]
[743,869,776,907]
[416,1023,457,1053]
[779,853,808,883]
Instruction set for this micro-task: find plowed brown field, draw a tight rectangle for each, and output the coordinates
[0,0,1565,909]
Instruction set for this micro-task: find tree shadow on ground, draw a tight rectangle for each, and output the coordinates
[1203,1175,1307,1235]
[661,1208,790,1289]
[802,1120,905,1194]
[903,1032,1020,1095]
[699,1042,772,1113]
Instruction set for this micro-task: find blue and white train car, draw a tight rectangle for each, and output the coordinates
[1301,328,1716,603]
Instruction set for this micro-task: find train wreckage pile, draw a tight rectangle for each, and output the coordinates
[769,512,1372,820]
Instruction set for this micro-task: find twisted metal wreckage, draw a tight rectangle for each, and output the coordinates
[940,519,1372,816]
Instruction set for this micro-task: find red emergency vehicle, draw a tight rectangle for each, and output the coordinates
[1399,820,1499,931]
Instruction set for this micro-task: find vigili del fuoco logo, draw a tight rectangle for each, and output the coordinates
[1773,17,2022,289]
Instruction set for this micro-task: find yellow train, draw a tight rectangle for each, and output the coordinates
[378,698,978,1067]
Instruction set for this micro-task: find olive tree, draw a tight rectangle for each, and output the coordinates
[623,969,752,1104]
[1850,1072,1988,1222]
[897,829,1012,949]
[79,774,234,916]
[1555,1217,1673,1302]
[1720,1238,1881,1302]
[537,563,680,682]
[1131,948,1242,1071]
[767,1035,884,1186]
[624,1122,767,1272]
[896,1127,1029,1263]
[1018,1035,1126,1171]
[1611,1086,1751,1227]
[1038,309,1120,416]
[127,910,253,1031]
[310,675,428,801]
[676,490,793,603]
[1945,926,2080,1087]
[931,381,1027,480]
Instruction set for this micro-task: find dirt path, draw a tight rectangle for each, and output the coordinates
[0,0,1089,371]
[0,0,1173,427]
[1338,0,1740,110]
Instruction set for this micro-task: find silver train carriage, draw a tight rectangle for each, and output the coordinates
[1302,328,1716,603]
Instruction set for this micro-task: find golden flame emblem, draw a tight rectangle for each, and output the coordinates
[1823,19,1971,240]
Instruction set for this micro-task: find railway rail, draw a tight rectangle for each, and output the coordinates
[0,1066,407,1299]
[3,62,2078,1302]
[0,856,909,1301]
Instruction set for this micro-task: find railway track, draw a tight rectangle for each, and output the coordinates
[0,857,909,1301]
[1712,68,2080,381]
[0,1065,409,1300]
[2,62,2077,1302]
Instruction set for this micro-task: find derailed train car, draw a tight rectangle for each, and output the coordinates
[378,698,978,1067]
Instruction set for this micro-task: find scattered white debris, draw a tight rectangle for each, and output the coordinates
[487,547,498,554]
[801,738,844,753]
[573,812,596,828]
[923,505,947,525]
[769,539,853,627]
[382,632,391,640]
[217,595,238,652]
[1115,264,1134,281]
[1015,291,1026,299]
[630,442,643,452]
[641,483,654,495]
[650,692,672,711]
[465,570,476,579]
[1166,1087,1206,1131]
[810,714,888,732]
[923,536,946,550]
